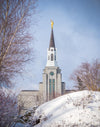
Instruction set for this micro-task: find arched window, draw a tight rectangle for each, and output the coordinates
[51,54,53,61]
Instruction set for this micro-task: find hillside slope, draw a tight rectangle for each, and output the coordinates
[33,90,100,127]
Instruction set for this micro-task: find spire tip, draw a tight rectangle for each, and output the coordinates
[51,20,54,29]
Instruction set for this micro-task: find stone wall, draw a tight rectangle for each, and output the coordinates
[18,90,40,115]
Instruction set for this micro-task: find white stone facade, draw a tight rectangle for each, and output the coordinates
[39,66,65,101]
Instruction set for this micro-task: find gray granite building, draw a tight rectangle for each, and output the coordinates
[18,21,65,115]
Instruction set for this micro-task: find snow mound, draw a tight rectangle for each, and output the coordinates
[33,90,100,127]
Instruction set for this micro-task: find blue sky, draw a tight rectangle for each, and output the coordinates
[15,0,100,91]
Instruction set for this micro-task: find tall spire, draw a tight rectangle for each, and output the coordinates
[49,20,55,49]
[46,20,58,67]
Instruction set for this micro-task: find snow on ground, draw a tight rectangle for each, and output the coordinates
[33,90,100,127]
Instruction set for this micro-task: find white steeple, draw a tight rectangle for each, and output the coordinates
[46,21,58,67]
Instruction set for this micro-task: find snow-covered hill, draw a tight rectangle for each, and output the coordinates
[33,90,100,127]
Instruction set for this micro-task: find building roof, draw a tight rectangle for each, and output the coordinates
[49,28,55,49]
[21,90,39,92]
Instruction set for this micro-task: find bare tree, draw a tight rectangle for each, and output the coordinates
[0,88,17,127]
[70,59,100,91]
[0,0,37,88]
[74,76,86,90]
[0,0,37,126]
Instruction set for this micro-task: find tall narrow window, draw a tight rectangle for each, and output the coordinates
[53,79,55,98]
[55,55,56,60]
[49,79,55,100]
[49,79,51,98]
[51,54,53,61]
[46,81,48,97]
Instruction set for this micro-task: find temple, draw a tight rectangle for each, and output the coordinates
[18,21,65,115]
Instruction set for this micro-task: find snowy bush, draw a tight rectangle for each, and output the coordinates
[32,91,100,127]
